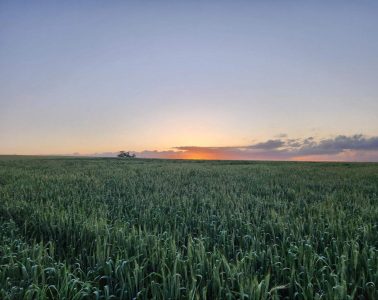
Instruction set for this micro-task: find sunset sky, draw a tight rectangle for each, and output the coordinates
[1,1,378,161]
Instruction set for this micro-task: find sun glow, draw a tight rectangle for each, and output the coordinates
[182,152,218,160]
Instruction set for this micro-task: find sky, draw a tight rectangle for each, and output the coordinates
[1,0,378,161]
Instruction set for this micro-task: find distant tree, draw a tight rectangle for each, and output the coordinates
[118,151,136,158]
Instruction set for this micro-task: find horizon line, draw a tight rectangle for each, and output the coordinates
[1,154,377,164]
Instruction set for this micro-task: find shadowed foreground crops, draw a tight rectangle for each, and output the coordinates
[0,157,377,299]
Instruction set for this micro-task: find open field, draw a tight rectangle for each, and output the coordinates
[0,157,377,299]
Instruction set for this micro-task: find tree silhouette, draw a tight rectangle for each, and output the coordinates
[117,151,136,158]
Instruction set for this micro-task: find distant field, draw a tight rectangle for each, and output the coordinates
[0,157,377,299]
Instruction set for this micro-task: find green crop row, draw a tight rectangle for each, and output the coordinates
[0,157,377,299]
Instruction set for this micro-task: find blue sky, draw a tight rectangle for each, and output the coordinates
[1,0,378,160]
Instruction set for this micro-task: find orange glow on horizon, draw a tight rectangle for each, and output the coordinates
[150,148,232,160]
[181,152,220,160]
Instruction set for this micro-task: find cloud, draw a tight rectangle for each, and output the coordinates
[247,139,285,150]
[76,134,378,162]
[138,134,378,162]
[275,133,288,138]
[295,135,378,156]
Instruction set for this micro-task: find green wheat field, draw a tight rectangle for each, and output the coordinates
[0,156,377,299]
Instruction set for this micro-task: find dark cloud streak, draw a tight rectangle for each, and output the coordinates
[247,139,285,150]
